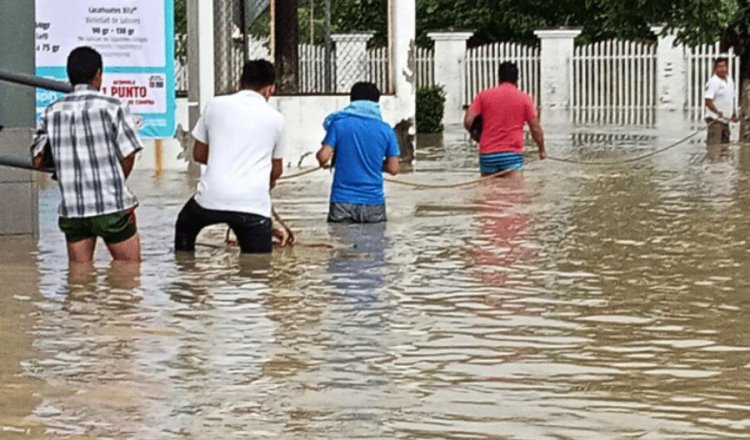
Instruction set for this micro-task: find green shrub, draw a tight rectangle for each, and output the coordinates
[416,85,446,133]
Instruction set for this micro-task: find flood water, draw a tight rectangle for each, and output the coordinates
[1,123,750,439]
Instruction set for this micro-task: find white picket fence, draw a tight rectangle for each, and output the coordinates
[415,46,435,88]
[367,46,390,93]
[463,43,540,105]
[572,40,657,125]
[685,44,740,121]
[299,43,330,93]
[175,40,397,94]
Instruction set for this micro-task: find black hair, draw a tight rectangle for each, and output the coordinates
[66,47,103,85]
[498,62,519,83]
[350,82,381,102]
[240,59,276,89]
[714,57,729,67]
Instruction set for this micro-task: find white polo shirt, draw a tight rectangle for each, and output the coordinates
[191,90,286,217]
[704,74,735,120]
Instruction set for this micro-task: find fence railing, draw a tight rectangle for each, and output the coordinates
[175,38,400,95]
[572,40,657,125]
[173,33,744,125]
[464,43,540,105]
[299,43,329,93]
[367,46,390,94]
[685,44,740,121]
[415,46,435,88]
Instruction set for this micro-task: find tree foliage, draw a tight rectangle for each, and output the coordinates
[174,0,750,51]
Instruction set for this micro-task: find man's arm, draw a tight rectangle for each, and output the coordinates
[383,156,400,176]
[121,152,137,178]
[464,106,480,132]
[705,99,725,119]
[113,105,144,176]
[32,152,47,169]
[30,111,50,169]
[193,140,209,164]
[528,118,546,160]
[316,144,334,169]
[270,158,283,189]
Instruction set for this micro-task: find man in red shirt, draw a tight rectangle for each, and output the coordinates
[463,62,546,177]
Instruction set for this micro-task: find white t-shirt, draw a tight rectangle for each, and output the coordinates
[191,90,286,217]
[704,74,735,120]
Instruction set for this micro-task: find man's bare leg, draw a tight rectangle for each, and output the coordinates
[67,238,97,264]
[106,233,141,262]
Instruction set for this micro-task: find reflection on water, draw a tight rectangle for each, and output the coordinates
[2,120,750,439]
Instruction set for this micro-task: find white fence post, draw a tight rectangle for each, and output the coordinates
[534,29,581,111]
[650,26,687,112]
[428,31,473,128]
[331,32,375,93]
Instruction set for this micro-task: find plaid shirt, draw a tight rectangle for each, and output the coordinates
[31,84,143,218]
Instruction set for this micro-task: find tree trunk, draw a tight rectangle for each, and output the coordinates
[274,0,299,93]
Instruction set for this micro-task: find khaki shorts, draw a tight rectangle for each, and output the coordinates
[706,118,730,146]
[59,209,137,244]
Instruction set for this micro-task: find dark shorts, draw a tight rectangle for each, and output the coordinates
[327,202,387,223]
[59,209,137,244]
[175,198,272,254]
[479,152,524,174]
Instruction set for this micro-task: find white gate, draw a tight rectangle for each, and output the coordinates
[464,42,540,105]
[415,46,435,88]
[572,40,657,125]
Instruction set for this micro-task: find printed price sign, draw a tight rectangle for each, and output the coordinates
[35,0,175,139]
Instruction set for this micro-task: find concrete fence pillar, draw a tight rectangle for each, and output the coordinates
[651,26,687,112]
[534,29,581,111]
[428,31,473,128]
[0,0,38,237]
[332,32,375,93]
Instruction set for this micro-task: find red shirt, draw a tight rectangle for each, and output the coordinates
[469,83,537,154]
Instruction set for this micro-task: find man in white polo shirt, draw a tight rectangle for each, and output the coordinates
[704,57,737,148]
[174,59,285,254]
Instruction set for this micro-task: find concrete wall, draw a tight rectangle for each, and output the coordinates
[0,129,38,237]
[141,95,413,172]
[273,95,412,167]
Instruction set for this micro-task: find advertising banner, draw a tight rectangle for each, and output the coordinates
[35,0,175,139]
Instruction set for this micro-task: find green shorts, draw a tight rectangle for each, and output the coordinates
[59,209,138,244]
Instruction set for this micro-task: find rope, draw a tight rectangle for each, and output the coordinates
[384,167,517,188]
[545,119,724,166]
[212,118,727,249]
[278,166,323,180]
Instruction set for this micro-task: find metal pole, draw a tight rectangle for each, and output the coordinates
[0,153,52,173]
[324,0,332,91]
[0,69,73,93]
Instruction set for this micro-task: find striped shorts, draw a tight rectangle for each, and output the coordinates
[479,152,524,174]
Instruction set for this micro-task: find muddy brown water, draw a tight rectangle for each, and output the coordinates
[1,127,749,439]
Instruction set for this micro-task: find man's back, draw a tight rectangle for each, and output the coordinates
[471,83,537,155]
[192,90,285,217]
[36,85,142,218]
[325,115,400,205]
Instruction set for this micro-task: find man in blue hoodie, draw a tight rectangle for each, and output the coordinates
[316,82,400,223]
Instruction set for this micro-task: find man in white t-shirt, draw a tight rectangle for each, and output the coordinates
[174,60,286,253]
[704,57,737,148]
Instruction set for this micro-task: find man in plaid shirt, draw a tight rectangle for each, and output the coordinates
[31,47,143,263]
